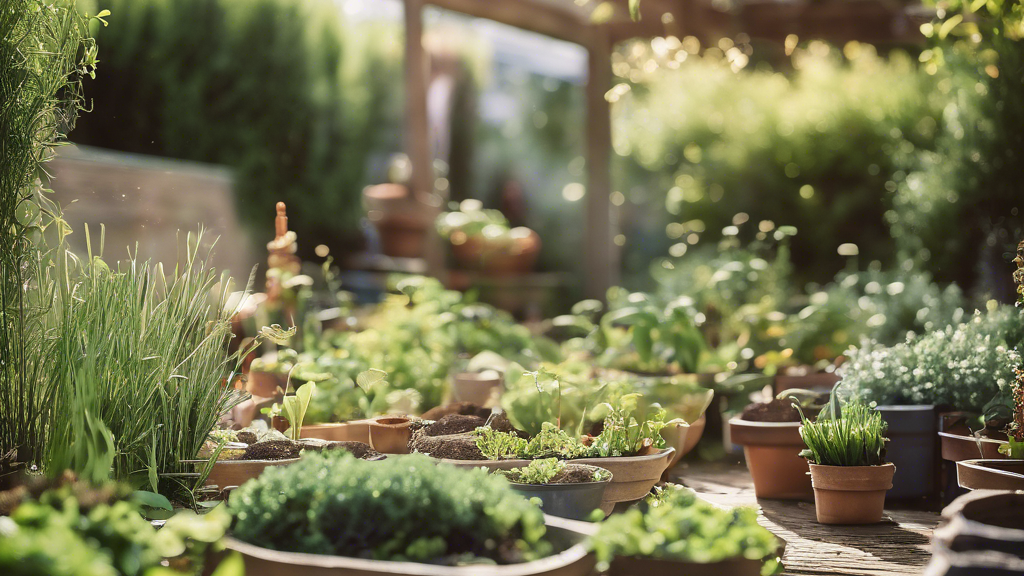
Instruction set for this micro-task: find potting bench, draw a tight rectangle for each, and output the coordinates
[671,460,941,576]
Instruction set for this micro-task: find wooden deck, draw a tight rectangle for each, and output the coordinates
[668,460,941,576]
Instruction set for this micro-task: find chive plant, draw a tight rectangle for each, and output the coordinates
[0,0,99,473]
[798,402,888,467]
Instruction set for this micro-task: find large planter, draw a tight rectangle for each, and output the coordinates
[606,554,766,576]
[729,418,813,500]
[451,230,541,277]
[938,416,1008,462]
[451,372,503,406]
[368,416,414,454]
[809,463,896,525]
[876,405,936,498]
[301,420,373,444]
[957,460,1024,491]
[204,459,300,490]
[440,448,675,514]
[508,467,612,521]
[928,491,1024,575]
[223,514,595,576]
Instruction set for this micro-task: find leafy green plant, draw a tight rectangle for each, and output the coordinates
[475,426,529,460]
[281,382,316,441]
[587,393,684,457]
[0,480,234,576]
[589,484,780,572]
[496,458,609,484]
[598,293,707,375]
[1001,239,1024,458]
[229,452,551,564]
[798,400,888,467]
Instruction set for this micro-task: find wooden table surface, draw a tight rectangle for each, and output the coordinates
[668,460,941,576]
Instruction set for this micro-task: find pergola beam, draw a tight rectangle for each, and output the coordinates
[423,0,592,45]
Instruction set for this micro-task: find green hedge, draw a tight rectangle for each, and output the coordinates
[73,0,404,252]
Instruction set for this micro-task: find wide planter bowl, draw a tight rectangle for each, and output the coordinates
[928,491,1024,575]
[680,414,705,456]
[440,449,675,514]
[302,420,373,444]
[729,418,812,500]
[204,459,300,490]
[223,514,596,576]
[606,554,767,576]
[939,430,1008,462]
[809,463,896,525]
[368,416,414,454]
[957,460,1024,491]
[875,405,936,498]
[508,466,612,521]
[451,372,503,406]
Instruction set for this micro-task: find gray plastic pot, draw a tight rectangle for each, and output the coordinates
[876,405,937,498]
[509,470,612,521]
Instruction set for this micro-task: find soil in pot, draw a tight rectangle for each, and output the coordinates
[241,440,303,461]
[423,414,486,436]
[313,441,384,461]
[741,398,801,422]
[420,402,492,421]
[809,463,896,524]
[501,463,612,521]
[410,432,486,460]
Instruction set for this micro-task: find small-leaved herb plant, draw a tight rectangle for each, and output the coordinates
[229,452,551,564]
[496,458,609,484]
[589,484,781,573]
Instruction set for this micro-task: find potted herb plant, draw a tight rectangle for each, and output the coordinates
[586,484,782,576]
[224,451,596,575]
[495,458,612,521]
[729,389,827,500]
[799,394,895,524]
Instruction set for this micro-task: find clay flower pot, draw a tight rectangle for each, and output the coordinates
[809,463,896,524]
[729,418,813,500]
[368,416,414,454]
[451,371,503,406]
[205,459,300,491]
[956,459,1024,491]
[301,420,373,444]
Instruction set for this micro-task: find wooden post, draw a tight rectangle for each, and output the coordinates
[584,29,618,301]
[404,0,446,280]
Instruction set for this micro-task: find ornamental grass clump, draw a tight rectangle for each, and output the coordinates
[589,485,779,571]
[228,452,552,564]
[798,402,888,467]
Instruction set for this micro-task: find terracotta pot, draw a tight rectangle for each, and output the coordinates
[606,554,766,576]
[204,459,300,490]
[809,463,895,524]
[247,371,285,399]
[301,420,373,444]
[368,416,414,454]
[451,372,503,406]
[729,418,812,500]
[928,491,1024,575]
[440,449,675,514]
[957,460,1024,491]
[222,514,595,576]
[939,430,1007,462]
[363,184,435,258]
[450,230,541,277]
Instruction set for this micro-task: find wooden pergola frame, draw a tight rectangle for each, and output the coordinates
[401,0,927,300]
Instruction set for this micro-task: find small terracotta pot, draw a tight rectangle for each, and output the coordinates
[368,416,414,454]
[301,420,373,444]
[450,372,503,406]
[809,463,895,524]
[730,418,812,500]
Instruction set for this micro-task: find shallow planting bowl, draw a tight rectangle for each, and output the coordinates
[440,448,675,514]
[301,420,373,444]
[939,430,1008,462]
[957,460,1024,491]
[204,459,300,490]
[223,514,595,576]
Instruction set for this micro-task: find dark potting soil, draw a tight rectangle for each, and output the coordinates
[241,440,303,461]
[421,402,491,421]
[550,465,601,484]
[319,441,383,460]
[235,431,258,445]
[741,398,823,422]
[409,432,486,460]
[424,414,486,437]
[488,413,528,438]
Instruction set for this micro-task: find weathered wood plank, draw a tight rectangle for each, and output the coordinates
[671,461,939,576]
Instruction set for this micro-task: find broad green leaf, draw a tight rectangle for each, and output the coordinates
[132,490,173,511]
[355,368,388,392]
[210,552,246,576]
[283,382,316,440]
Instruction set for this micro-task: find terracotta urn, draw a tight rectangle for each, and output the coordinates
[368,416,414,454]
[809,463,896,524]
[730,418,813,500]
